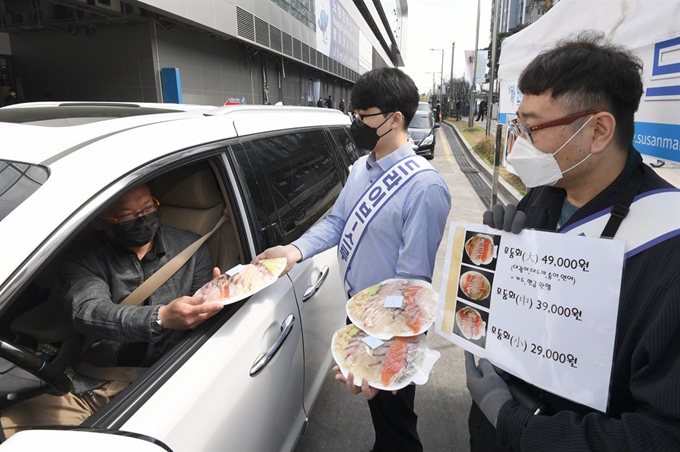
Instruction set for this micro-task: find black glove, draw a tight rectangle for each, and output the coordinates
[465,351,513,429]
[483,203,526,234]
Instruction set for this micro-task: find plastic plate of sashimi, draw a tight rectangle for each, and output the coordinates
[193,257,287,305]
[331,324,441,391]
[346,279,439,340]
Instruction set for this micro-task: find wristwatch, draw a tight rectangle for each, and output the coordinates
[150,305,164,336]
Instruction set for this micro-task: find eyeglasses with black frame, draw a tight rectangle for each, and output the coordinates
[99,197,161,225]
[351,110,387,126]
[508,109,601,145]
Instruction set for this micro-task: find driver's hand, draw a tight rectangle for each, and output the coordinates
[158,296,223,330]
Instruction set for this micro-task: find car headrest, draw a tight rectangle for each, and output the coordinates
[153,165,222,209]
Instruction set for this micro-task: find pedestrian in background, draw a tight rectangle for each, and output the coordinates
[339,98,346,113]
[3,88,21,106]
[325,95,334,109]
[317,98,324,108]
[476,99,487,122]
[466,31,680,452]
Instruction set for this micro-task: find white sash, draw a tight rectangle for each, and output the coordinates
[338,155,435,293]
[561,189,680,259]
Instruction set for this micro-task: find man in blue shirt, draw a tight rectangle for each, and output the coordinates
[255,67,451,452]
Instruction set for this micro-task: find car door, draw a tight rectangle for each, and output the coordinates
[113,149,307,452]
[233,130,347,416]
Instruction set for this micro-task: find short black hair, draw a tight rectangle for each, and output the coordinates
[350,67,419,130]
[518,31,643,150]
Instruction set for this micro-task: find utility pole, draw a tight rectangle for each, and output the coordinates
[468,0,482,129]
[486,0,500,136]
[429,48,445,104]
[450,42,455,98]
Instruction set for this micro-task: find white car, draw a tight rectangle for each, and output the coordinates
[0,102,360,451]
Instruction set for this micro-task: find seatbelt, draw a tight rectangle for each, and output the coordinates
[76,214,228,382]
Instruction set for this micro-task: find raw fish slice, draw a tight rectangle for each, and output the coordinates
[381,336,419,386]
[403,286,424,333]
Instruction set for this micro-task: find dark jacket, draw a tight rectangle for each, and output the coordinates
[60,224,213,392]
[470,148,680,451]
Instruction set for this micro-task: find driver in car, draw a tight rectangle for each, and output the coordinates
[1,183,224,438]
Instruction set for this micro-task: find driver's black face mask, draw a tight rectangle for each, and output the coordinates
[111,211,160,247]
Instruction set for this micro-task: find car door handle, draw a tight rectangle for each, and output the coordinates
[302,266,329,302]
[249,314,295,377]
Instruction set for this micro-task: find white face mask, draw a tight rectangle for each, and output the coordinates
[507,115,595,188]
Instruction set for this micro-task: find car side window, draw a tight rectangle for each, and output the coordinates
[235,130,343,246]
[329,127,364,169]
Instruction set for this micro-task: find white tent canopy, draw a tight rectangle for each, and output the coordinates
[498,0,680,162]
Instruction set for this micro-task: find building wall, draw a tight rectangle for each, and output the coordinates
[8,23,158,102]
[152,21,350,107]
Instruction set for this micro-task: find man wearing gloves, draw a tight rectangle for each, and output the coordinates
[466,32,680,451]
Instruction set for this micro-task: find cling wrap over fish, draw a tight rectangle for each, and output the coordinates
[346,279,439,340]
[331,324,441,391]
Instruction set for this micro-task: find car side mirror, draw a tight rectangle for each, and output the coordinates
[433,123,440,129]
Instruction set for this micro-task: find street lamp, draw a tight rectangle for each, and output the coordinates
[429,48,444,105]
[426,71,440,100]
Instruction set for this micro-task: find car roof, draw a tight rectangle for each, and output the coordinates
[0,103,350,165]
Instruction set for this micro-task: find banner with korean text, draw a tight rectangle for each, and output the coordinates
[435,222,625,412]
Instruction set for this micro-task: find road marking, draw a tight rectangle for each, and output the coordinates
[438,127,453,162]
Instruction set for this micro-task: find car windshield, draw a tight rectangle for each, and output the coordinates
[409,115,432,129]
[417,103,430,111]
[0,160,49,221]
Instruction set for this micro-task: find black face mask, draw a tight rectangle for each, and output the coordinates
[349,114,393,151]
[111,211,160,247]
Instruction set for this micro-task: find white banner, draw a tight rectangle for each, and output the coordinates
[436,222,625,412]
[464,50,488,85]
[497,0,680,162]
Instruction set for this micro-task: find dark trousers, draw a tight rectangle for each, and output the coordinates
[367,384,422,452]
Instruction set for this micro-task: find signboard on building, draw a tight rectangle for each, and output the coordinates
[315,0,359,72]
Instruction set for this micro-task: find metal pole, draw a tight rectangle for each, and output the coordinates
[439,50,444,104]
[450,42,455,96]
[468,0,481,129]
[491,123,503,208]
[486,0,500,136]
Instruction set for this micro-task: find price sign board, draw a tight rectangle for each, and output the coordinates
[435,222,625,412]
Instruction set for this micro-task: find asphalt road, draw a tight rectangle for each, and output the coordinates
[294,122,491,452]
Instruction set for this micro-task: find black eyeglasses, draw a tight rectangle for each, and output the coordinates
[508,110,600,145]
[100,197,160,225]
[351,111,386,126]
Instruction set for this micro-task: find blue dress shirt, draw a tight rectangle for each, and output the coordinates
[293,142,451,296]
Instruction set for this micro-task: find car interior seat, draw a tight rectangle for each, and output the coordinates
[151,162,242,272]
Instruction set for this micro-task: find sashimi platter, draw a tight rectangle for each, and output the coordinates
[346,279,439,340]
[194,257,287,305]
[332,279,441,391]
